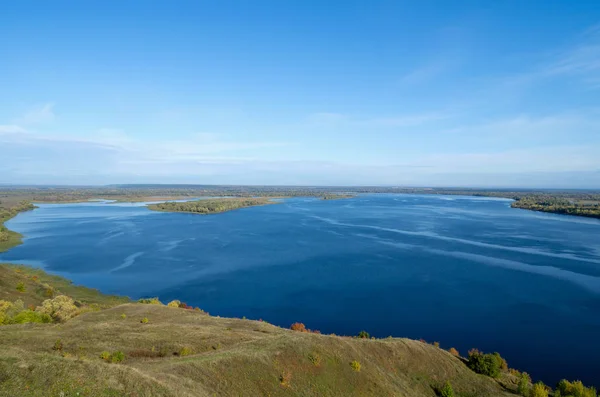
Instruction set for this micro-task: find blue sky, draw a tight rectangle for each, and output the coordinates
[1,1,600,187]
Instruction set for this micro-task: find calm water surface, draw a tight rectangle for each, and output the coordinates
[2,194,600,386]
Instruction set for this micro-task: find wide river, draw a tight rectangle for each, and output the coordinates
[2,194,600,386]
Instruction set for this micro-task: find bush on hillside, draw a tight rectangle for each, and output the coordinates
[494,352,509,371]
[140,317,149,324]
[167,300,181,308]
[16,282,26,292]
[179,347,193,356]
[110,351,125,363]
[350,360,361,372]
[36,295,79,322]
[357,330,370,339]
[448,347,460,357]
[10,310,52,324]
[467,349,502,378]
[531,382,549,397]
[438,381,455,397]
[0,300,30,325]
[137,297,162,305]
[517,372,531,396]
[555,379,597,397]
[290,322,307,332]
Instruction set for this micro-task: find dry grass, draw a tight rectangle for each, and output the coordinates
[0,264,520,396]
[0,302,518,397]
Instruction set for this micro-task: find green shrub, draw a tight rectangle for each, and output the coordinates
[350,360,361,372]
[16,282,26,293]
[100,351,125,363]
[110,351,125,363]
[493,352,509,371]
[120,313,126,319]
[439,381,455,397]
[357,330,370,339]
[137,297,162,305]
[531,382,548,397]
[36,295,79,322]
[467,349,501,378]
[179,346,193,356]
[556,379,597,397]
[140,317,149,324]
[0,300,18,325]
[10,310,52,324]
[167,300,181,308]
[517,372,531,396]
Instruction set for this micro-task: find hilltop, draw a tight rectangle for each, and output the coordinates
[0,263,530,397]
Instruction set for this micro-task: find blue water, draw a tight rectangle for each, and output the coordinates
[2,194,600,386]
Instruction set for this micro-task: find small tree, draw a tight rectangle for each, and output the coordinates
[16,282,26,293]
[517,372,531,396]
[467,349,501,378]
[357,330,370,339]
[36,295,79,322]
[439,381,455,397]
[531,382,548,397]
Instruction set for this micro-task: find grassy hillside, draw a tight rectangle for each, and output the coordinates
[0,302,518,397]
[2,264,594,397]
[0,265,524,397]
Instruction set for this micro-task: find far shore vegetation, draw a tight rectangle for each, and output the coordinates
[321,194,355,200]
[0,200,36,253]
[1,185,599,237]
[147,197,276,214]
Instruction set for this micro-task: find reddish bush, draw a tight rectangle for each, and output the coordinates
[290,322,307,332]
[448,347,460,357]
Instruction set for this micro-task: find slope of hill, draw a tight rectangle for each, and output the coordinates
[0,303,517,397]
[0,264,528,397]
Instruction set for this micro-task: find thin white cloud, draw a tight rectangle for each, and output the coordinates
[365,113,451,127]
[400,61,455,85]
[0,125,28,134]
[307,111,452,128]
[16,103,56,125]
[307,112,346,125]
[441,111,600,141]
